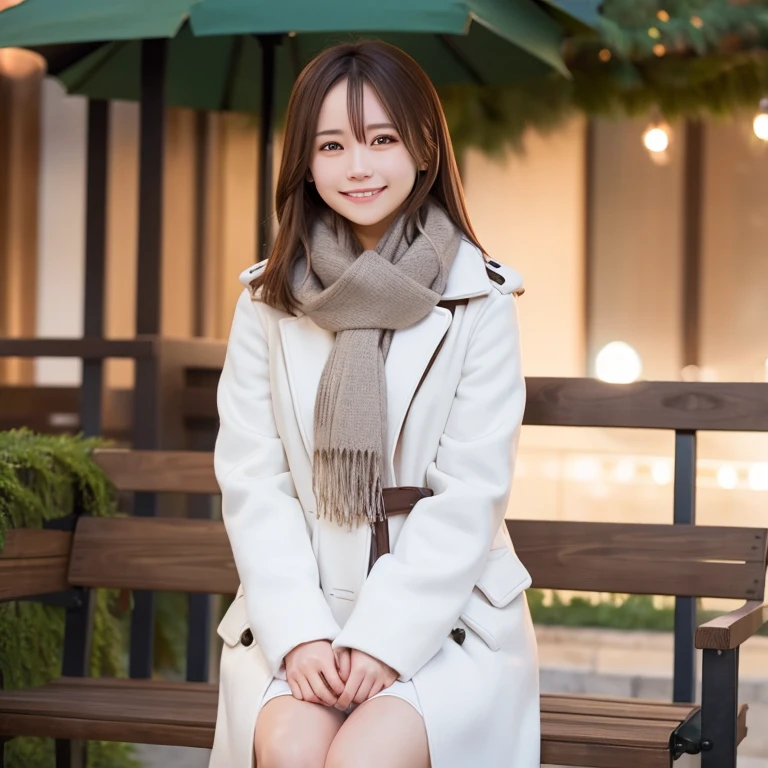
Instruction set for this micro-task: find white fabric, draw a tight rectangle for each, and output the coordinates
[260,676,424,717]
[208,238,539,768]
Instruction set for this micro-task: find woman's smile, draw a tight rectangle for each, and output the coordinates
[340,186,387,203]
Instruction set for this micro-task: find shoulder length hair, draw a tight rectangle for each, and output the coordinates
[251,38,485,315]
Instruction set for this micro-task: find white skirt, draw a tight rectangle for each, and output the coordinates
[261,676,424,717]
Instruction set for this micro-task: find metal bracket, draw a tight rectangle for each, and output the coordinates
[671,708,712,758]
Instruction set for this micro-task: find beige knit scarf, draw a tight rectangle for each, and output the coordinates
[292,198,462,529]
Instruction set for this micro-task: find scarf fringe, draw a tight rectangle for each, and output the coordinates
[313,447,386,528]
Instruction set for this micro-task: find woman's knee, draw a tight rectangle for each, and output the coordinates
[255,696,345,768]
[324,696,430,768]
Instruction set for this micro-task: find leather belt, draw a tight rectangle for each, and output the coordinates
[368,486,433,573]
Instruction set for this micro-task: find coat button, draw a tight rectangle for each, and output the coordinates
[451,627,466,646]
[240,628,253,647]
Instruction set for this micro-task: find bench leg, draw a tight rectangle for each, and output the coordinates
[701,647,739,768]
[55,738,87,768]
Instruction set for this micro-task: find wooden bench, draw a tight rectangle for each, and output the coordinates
[0,445,763,767]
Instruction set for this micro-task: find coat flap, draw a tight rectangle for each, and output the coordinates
[475,547,532,608]
[217,593,250,648]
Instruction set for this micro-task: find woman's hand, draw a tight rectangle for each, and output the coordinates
[284,640,346,706]
[333,648,398,710]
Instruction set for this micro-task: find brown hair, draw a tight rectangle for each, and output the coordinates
[252,39,485,315]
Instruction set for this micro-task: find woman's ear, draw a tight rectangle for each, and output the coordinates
[306,170,314,183]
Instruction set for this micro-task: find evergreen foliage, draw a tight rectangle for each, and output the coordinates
[0,429,139,768]
[442,0,768,154]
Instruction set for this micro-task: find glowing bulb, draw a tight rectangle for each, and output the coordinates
[652,460,672,486]
[717,466,738,490]
[614,459,636,484]
[753,99,768,141]
[657,10,670,22]
[643,125,670,153]
[749,463,768,491]
[595,342,643,384]
[598,48,612,62]
[569,457,602,483]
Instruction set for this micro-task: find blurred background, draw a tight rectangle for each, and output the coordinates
[1,0,768,765]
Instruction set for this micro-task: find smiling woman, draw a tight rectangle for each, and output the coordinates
[210,38,537,768]
[309,83,425,250]
[251,39,483,316]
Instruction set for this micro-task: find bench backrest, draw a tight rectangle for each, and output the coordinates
[70,448,768,601]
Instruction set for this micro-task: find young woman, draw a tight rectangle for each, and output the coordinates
[209,40,539,768]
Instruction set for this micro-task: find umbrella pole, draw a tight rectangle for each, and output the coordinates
[256,34,282,262]
[129,37,168,681]
[80,99,109,438]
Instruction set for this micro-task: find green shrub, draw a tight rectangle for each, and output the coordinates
[0,429,140,768]
[527,588,768,636]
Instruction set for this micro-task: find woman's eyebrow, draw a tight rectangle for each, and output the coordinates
[315,122,395,137]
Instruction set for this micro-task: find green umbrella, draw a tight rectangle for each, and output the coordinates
[0,0,597,255]
[0,0,600,111]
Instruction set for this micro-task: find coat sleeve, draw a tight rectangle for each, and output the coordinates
[215,289,341,679]
[332,290,526,681]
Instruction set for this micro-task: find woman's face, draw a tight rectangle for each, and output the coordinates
[309,78,423,250]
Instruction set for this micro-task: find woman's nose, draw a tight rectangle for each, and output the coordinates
[347,146,373,180]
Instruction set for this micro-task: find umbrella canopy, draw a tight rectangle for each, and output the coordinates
[0,0,598,113]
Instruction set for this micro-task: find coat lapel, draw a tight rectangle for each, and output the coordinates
[279,309,452,483]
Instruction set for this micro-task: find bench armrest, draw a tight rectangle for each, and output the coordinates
[696,600,768,650]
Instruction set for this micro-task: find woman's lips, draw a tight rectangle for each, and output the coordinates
[340,186,386,203]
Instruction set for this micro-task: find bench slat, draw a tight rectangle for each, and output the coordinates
[0,530,72,600]
[524,378,768,431]
[508,520,768,600]
[1,680,744,766]
[69,517,237,594]
[93,449,219,494]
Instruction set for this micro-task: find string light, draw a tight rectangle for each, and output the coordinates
[717,466,738,490]
[653,44,666,57]
[595,342,643,383]
[690,16,704,29]
[753,97,768,141]
[598,48,612,62]
[648,27,661,39]
[657,10,670,22]
[643,122,671,152]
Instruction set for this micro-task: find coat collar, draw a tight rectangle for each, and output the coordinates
[239,237,492,302]
[441,238,493,300]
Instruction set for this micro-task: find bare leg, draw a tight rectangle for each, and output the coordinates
[323,696,431,768]
[255,695,346,768]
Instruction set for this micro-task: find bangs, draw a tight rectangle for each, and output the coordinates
[345,61,367,145]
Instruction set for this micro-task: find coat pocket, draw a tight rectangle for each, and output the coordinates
[216,592,255,649]
[458,547,532,651]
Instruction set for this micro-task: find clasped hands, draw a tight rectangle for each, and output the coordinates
[284,640,398,710]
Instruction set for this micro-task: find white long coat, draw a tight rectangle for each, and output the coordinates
[209,238,540,768]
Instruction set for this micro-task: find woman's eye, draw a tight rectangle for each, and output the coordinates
[373,135,396,145]
[320,141,342,151]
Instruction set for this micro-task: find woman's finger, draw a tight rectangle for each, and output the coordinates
[308,671,338,707]
[367,678,386,700]
[353,672,377,704]
[286,676,303,700]
[335,649,351,682]
[320,660,346,697]
[335,668,364,711]
[297,675,322,705]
